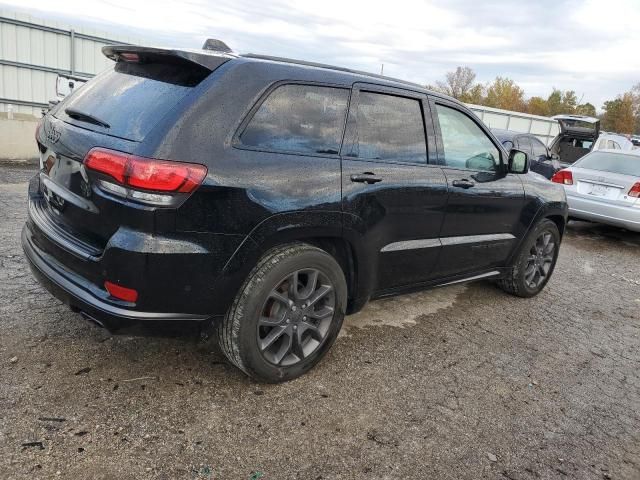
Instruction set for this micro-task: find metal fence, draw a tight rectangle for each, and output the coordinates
[467,104,560,146]
[0,9,139,116]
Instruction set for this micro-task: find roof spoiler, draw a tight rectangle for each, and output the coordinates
[102,45,235,71]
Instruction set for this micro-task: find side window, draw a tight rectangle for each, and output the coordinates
[516,137,533,156]
[435,104,500,171]
[531,138,548,158]
[240,84,349,155]
[611,141,621,150]
[347,91,427,164]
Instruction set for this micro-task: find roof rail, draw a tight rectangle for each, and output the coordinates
[241,53,424,89]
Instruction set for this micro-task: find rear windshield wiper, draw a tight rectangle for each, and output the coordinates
[65,108,111,129]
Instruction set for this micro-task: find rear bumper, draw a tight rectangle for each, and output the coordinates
[567,193,640,232]
[22,224,211,332]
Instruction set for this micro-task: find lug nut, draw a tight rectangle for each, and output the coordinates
[291,306,297,312]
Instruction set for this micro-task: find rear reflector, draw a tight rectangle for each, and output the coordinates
[84,148,207,193]
[629,182,640,198]
[104,281,138,302]
[551,169,573,185]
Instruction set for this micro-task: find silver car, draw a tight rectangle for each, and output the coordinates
[552,149,640,232]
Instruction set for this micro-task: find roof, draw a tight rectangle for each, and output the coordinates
[101,43,454,101]
[240,53,425,90]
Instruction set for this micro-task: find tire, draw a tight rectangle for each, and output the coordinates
[216,243,348,383]
[498,219,560,298]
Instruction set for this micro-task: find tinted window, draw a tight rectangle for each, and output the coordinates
[435,104,500,171]
[516,137,533,156]
[240,84,349,155]
[531,137,548,158]
[347,92,427,164]
[575,151,640,177]
[56,61,210,142]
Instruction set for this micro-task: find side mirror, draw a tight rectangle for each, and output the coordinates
[508,149,529,174]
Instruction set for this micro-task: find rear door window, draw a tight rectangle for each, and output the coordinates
[345,91,427,164]
[531,137,548,158]
[240,84,349,155]
[56,61,211,142]
[516,137,533,156]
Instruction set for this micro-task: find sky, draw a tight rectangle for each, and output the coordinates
[3,0,639,111]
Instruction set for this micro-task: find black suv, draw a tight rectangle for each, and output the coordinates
[23,43,567,382]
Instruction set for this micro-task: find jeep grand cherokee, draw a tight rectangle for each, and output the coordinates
[23,43,568,382]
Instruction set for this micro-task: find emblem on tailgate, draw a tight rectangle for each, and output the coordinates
[46,125,61,144]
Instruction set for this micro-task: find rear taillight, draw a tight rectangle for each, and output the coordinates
[84,148,207,200]
[629,182,640,198]
[104,281,138,303]
[551,169,573,185]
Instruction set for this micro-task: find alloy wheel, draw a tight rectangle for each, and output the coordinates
[524,231,556,289]
[257,268,336,366]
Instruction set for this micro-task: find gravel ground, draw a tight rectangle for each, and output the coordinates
[1,164,639,480]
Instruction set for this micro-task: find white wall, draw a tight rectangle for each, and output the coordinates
[0,8,140,117]
[0,115,39,161]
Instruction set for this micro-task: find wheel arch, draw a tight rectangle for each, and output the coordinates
[210,211,373,317]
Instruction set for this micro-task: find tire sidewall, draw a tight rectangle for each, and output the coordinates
[235,248,347,382]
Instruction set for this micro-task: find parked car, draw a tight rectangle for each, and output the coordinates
[592,133,634,152]
[492,129,559,179]
[23,42,568,382]
[549,115,600,165]
[551,150,640,232]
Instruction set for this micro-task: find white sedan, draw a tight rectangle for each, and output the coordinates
[551,149,640,232]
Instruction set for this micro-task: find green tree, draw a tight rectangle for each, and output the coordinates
[575,103,596,117]
[546,89,578,115]
[601,93,635,134]
[527,96,549,116]
[484,77,526,112]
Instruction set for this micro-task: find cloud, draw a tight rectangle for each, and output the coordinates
[4,0,638,109]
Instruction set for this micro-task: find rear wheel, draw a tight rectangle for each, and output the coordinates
[498,219,560,297]
[217,243,347,383]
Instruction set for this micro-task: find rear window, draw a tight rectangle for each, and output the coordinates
[240,84,349,155]
[56,60,210,142]
[575,151,640,177]
[346,91,427,164]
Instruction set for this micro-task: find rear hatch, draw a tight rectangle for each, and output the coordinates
[34,46,232,253]
[554,115,600,139]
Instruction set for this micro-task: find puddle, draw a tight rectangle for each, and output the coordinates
[340,284,466,336]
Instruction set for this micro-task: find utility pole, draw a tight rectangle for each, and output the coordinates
[380,63,384,75]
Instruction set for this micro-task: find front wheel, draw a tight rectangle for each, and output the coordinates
[498,219,560,298]
[217,243,347,383]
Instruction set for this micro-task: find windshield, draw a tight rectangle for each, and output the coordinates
[575,151,640,177]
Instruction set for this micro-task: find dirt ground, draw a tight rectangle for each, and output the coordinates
[1,164,639,480]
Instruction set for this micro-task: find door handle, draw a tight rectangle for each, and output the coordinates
[350,173,383,184]
[452,179,475,189]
